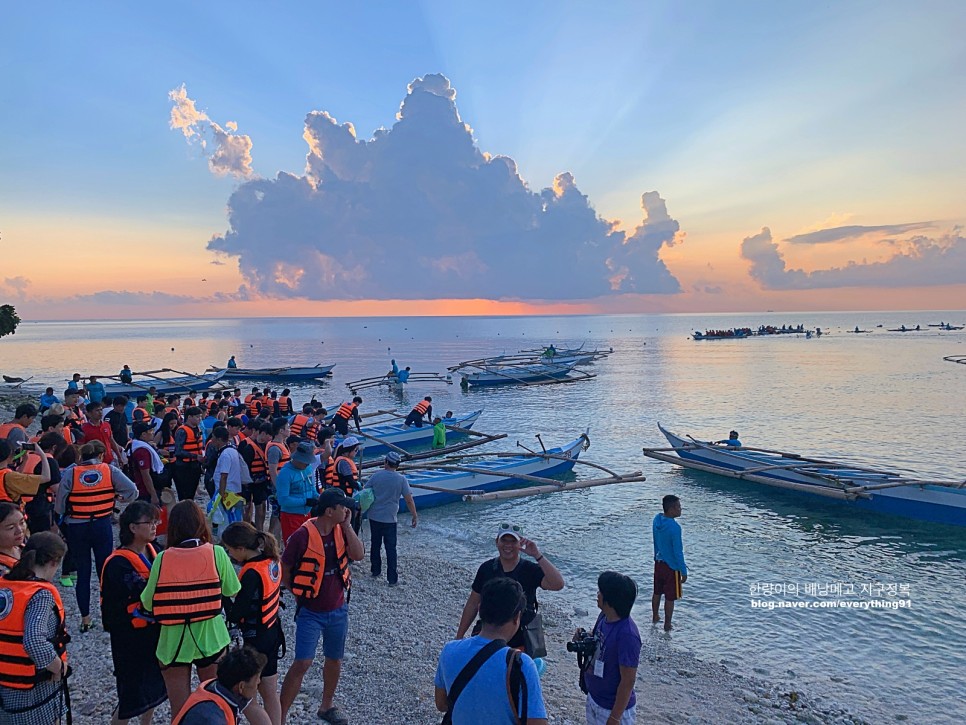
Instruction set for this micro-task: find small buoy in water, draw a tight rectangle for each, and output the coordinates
[171,347,174,351]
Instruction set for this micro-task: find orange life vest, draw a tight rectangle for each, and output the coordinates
[334,402,357,421]
[277,396,291,414]
[0,423,25,441]
[290,414,310,438]
[164,406,181,420]
[244,394,253,405]
[305,420,321,442]
[67,463,115,519]
[172,680,237,725]
[133,406,150,422]
[0,470,11,504]
[290,521,351,602]
[239,557,281,628]
[149,543,222,625]
[412,399,431,416]
[324,455,358,496]
[208,400,220,415]
[100,545,156,630]
[177,425,203,462]
[184,397,196,409]
[242,441,268,482]
[248,399,261,418]
[0,579,69,689]
[0,552,18,576]
[267,442,291,479]
[18,453,51,509]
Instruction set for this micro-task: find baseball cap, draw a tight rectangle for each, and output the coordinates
[385,451,403,466]
[317,487,359,513]
[495,522,523,541]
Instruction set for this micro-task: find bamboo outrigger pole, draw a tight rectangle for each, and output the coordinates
[464,473,646,502]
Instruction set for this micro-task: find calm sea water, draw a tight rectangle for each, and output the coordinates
[3,311,966,723]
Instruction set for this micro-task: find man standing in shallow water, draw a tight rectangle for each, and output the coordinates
[652,494,687,632]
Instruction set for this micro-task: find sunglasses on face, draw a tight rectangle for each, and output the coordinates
[498,523,522,533]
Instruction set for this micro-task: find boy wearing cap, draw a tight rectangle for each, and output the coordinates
[128,421,164,506]
[364,452,418,586]
[455,524,565,652]
[280,487,364,725]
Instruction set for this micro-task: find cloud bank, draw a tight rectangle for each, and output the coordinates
[784,222,934,245]
[169,85,254,178]
[201,74,682,301]
[742,226,966,289]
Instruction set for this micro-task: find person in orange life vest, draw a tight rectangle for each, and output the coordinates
[129,422,164,507]
[404,396,433,428]
[239,423,272,531]
[155,411,180,467]
[0,502,26,576]
[0,439,50,507]
[20,431,64,535]
[172,407,205,502]
[222,522,284,725]
[55,439,138,632]
[81,400,126,466]
[140,500,241,720]
[330,397,362,437]
[225,417,245,447]
[264,419,291,544]
[289,403,313,439]
[0,403,37,448]
[172,646,271,725]
[324,438,362,535]
[0,532,70,724]
[279,488,364,725]
[100,501,167,725]
[275,389,293,417]
[247,394,263,420]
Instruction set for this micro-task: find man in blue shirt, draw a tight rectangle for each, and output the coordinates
[652,495,687,632]
[38,387,60,412]
[715,430,741,448]
[395,367,411,384]
[435,578,547,725]
[86,375,106,404]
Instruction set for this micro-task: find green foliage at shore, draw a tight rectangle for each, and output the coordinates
[0,305,21,338]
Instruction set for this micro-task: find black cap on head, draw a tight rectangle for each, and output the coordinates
[315,487,359,515]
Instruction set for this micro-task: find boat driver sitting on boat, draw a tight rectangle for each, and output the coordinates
[715,431,742,448]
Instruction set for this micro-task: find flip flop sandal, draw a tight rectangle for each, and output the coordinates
[317,705,349,725]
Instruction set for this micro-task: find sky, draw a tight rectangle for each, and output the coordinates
[1,1,964,320]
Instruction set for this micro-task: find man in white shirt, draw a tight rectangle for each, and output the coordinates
[212,426,245,497]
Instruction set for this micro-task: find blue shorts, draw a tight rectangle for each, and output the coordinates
[294,604,349,661]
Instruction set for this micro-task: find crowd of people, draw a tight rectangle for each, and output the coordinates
[0,376,691,725]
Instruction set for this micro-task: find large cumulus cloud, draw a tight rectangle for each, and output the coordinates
[205,74,682,300]
[742,226,966,289]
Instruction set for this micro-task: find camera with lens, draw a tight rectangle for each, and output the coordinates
[566,627,597,657]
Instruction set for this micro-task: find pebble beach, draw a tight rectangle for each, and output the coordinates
[0,386,871,725]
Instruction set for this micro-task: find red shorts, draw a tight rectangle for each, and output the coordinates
[654,560,683,601]
[280,512,311,543]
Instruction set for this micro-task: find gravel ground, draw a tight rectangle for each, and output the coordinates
[0,397,873,724]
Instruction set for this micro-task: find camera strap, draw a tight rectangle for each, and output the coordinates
[441,638,507,725]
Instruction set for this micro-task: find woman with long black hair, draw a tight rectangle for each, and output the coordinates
[100,501,167,724]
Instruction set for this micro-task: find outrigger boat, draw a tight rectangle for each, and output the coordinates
[393,432,645,508]
[208,364,336,381]
[98,368,227,396]
[450,358,595,388]
[336,410,485,457]
[642,424,966,527]
[345,371,452,394]
[944,355,966,366]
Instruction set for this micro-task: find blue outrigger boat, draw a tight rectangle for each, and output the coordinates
[398,433,591,509]
[643,424,966,527]
[338,410,483,457]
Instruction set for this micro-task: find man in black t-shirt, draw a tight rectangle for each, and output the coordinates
[456,523,565,649]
